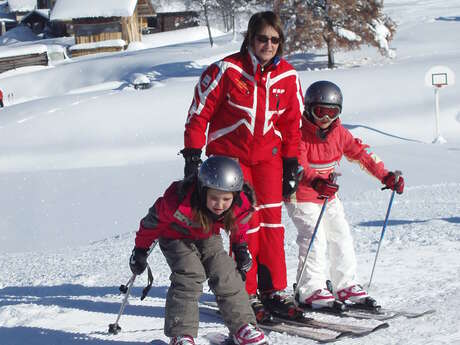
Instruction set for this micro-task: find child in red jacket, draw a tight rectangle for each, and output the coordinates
[285,81,404,310]
[129,156,268,345]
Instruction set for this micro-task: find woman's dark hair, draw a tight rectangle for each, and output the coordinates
[240,11,285,57]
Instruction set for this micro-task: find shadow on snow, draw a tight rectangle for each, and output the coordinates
[358,216,460,227]
[0,284,221,344]
[436,16,460,22]
[344,123,424,143]
[0,326,148,345]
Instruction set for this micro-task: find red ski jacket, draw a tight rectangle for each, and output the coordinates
[184,51,303,165]
[135,181,254,249]
[290,117,389,203]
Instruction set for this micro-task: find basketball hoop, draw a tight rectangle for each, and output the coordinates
[424,66,455,144]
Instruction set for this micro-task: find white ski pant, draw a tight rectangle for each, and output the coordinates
[286,198,359,300]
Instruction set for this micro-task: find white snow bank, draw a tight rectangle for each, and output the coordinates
[141,26,225,49]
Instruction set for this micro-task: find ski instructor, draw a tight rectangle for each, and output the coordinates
[180,11,304,322]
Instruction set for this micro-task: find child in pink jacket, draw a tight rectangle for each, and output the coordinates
[285,81,404,310]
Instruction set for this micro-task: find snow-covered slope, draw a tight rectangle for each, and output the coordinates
[0,1,459,344]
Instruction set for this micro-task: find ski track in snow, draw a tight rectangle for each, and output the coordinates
[0,184,459,345]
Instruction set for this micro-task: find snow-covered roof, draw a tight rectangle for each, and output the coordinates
[69,39,126,51]
[50,0,137,21]
[21,9,50,22]
[0,44,47,58]
[7,0,36,12]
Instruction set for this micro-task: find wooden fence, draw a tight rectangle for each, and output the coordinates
[0,52,48,74]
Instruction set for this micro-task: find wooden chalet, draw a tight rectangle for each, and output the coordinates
[152,11,199,34]
[50,0,155,57]
[0,44,48,74]
[21,9,49,34]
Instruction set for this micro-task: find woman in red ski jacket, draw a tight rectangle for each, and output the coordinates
[129,156,268,345]
[180,11,303,321]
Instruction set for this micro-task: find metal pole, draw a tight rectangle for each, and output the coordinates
[434,87,441,141]
[294,173,340,301]
[108,240,158,334]
[367,172,402,290]
[108,274,136,334]
[294,197,329,302]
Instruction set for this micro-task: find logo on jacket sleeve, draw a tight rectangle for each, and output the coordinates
[201,74,212,88]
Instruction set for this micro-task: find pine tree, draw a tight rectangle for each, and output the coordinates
[277,0,396,68]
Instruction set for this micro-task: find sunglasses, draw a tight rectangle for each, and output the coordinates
[311,104,341,121]
[255,34,281,45]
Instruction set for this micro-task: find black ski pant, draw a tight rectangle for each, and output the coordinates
[160,235,255,338]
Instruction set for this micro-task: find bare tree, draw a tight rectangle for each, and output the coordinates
[193,0,217,47]
[277,0,396,68]
[215,0,260,40]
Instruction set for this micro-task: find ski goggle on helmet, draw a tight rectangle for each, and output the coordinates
[311,104,341,122]
[304,80,343,122]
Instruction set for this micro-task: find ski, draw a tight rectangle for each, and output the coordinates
[271,314,389,336]
[199,301,376,343]
[301,305,435,321]
[258,320,347,343]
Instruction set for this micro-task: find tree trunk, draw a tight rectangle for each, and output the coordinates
[327,39,335,68]
[232,13,237,41]
[221,8,228,32]
[204,4,214,47]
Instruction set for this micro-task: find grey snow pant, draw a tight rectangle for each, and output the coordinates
[160,234,255,338]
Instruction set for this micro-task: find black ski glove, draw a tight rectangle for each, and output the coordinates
[232,242,252,281]
[129,247,149,275]
[180,148,202,178]
[282,157,302,198]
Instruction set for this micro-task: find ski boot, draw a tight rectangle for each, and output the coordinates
[295,288,347,313]
[233,324,268,345]
[170,335,195,345]
[261,290,304,321]
[337,284,381,311]
[249,294,272,324]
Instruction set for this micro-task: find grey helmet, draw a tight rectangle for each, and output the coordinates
[304,80,343,111]
[198,156,244,192]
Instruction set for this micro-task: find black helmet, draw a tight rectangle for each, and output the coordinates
[304,80,343,110]
[198,156,244,192]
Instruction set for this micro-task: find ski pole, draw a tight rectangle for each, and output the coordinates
[294,173,339,302]
[367,171,402,291]
[108,240,158,335]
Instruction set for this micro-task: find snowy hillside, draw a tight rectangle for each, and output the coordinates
[0,1,459,344]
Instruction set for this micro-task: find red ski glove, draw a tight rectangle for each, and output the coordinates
[311,177,339,198]
[382,172,404,194]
